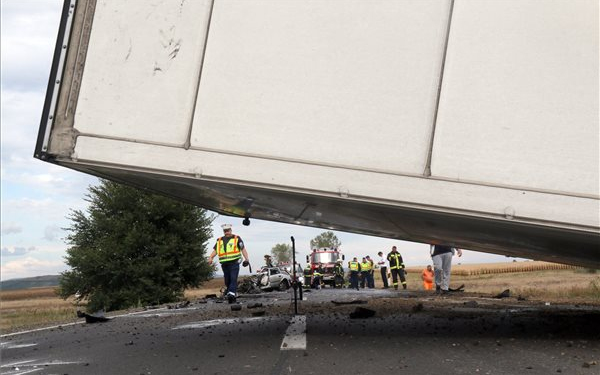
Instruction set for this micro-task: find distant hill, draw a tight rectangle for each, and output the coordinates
[0,275,61,291]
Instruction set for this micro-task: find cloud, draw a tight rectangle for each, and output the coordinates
[1,246,36,257]
[1,256,66,281]
[44,225,62,241]
[1,221,22,235]
[1,1,62,92]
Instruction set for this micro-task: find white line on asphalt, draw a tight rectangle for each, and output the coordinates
[4,368,43,375]
[0,307,169,338]
[172,316,266,330]
[0,343,38,349]
[280,315,306,351]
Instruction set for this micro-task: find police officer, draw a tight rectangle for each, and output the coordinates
[387,246,407,290]
[348,257,361,290]
[360,257,371,288]
[207,224,250,303]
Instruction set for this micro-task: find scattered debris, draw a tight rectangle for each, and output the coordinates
[331,299,368,305]
[517,295,527,301]
[463,300,479,308]
[230,304,242,311]
[251,311,265,317]
[77,310,111,323]
[582,361,597,368]
[168,300,190,309]
[448,284,465,292]
[494,289,511,299]
[349,307,376,319]
[247,302,263,309]
[411,302,424,312]
[205,294,217,299]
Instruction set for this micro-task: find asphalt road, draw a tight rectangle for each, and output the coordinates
[1,288,599,375]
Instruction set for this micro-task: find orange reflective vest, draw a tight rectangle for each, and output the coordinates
[422,269,434,284]
[215,235,241,263]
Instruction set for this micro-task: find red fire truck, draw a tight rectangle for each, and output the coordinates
[306,247,345,287]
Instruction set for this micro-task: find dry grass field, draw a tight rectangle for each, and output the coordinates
[1,262,598,334]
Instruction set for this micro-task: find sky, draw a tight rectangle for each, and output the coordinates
[0,1,521,281]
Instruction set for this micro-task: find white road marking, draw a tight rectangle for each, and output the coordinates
[0,342,38,349]
[172,316,266,330]
[3,368,43,375]
[280,315,306,351]
[0,360,36,367]
[0,307,168,338]
[2,359,81,375]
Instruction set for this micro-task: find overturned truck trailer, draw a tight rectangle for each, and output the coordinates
[36,0,599,267]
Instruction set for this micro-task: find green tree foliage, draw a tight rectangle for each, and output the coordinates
[309,231,342,249]
[270,243,292,264]
[58,180,214,312]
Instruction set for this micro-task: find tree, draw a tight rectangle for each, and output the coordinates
[309,231,342,249]
[58,180,214,312]
[270,243,292,264]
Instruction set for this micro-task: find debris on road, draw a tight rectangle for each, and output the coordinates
[412,302,424,312]
[448,284,465,292]
[247,302,263,309]
[349,307,376,319]
[77,310,111,323]
[331,299,367,305]
[167,300,190,309]
[494,289,511,299]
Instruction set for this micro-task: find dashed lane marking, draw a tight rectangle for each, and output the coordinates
[280,315,306,351]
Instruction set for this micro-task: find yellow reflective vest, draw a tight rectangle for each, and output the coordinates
[215,235,241,263]
[349,261,360,271]
[360,261,371,271]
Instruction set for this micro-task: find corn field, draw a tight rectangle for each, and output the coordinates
[406,261,581,276]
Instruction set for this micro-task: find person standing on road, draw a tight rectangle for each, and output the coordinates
[333,260,344,288]
[303,263,312,287]
[349,257,361,290]
[207,224,250,304]
[365,255,375,288]
[377,251,389,289]
[421,264,434,290]
[430,244,462,294]
[264,254,274,268]
[387,246,407,290]
[360,257,371,288]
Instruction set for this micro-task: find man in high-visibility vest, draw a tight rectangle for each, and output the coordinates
[348,257,361,290]
[387,246,407,290]
[312,263,324,289]
[360,257,371,288]
[303,263,312,287]
[333,260,344,288]
[207,224,250,304]
[421,264,434,290]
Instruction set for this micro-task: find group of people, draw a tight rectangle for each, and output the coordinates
[330,244,463,294]
[207,223,463,304]
[347,245,408,290]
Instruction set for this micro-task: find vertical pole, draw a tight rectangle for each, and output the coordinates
[291,236,298,315]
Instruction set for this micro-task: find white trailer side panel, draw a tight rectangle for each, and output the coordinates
[73,0,212,145]
[37,0,600,267]
[192,0,450,174]
[433,0,599,196]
